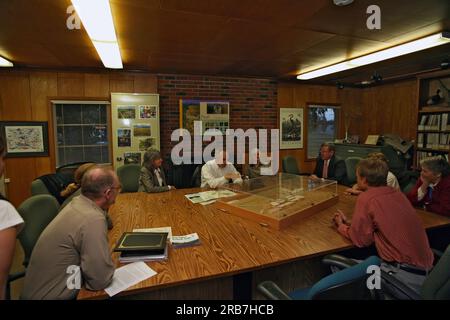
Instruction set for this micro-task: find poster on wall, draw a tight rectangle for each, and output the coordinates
[179,99,229,134]
[111,93,160,170]
[280,108,303,149]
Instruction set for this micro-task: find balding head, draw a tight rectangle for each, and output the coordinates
[81,167,118,200]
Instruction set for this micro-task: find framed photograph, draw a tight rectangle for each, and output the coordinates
[0,121,49,157]
[280,108,303,149]
[117,106,136,119]
[179,99,201,134]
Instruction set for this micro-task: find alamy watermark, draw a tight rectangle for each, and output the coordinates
[66,265,81,290]
[367,5,381,30]
[66,5,81,30]
[171,121,279,174]
[366,265,381,290]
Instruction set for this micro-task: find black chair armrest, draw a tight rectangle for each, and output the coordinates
[431,248,443,258]
[322,254,358,269]
[380,271,421,300]
[8,271,25,282]
[6,271,26,300]
[257,281,292,300]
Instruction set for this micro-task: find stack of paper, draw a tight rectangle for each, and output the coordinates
[172,233,201,248]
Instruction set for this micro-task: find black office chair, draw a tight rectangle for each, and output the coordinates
[258,255,382,300]
[190,165,202,188]
[380,245,450,300]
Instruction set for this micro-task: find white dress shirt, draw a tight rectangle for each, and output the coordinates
[201,159,243,188]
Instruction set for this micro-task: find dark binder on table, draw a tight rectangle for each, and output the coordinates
[114,232,169,255]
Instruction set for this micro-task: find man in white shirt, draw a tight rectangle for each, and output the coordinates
[201,151,243,188]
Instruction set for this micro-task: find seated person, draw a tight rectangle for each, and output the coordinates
[345,152,400,195]
[0,135,24,300]
[201,151,243,188]
[333,159,433,296]
[138,149,175,193]
[22,167,117,299]
[60,163,96,199]
[310,143,347,185]
[246,148,273,179]
[407,156,450,217]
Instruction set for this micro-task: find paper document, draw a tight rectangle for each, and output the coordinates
[133,226,172,243]
[185,190,236,204]
[104,261,157,297]
[172,233,201,248]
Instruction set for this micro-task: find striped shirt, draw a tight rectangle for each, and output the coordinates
[338,186,434,270]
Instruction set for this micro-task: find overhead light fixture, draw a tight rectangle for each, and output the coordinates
[71,0,123,69]
[297,32,450,80]
[0,56,13,67]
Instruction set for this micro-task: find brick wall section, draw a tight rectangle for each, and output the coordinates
[157,74,278,159]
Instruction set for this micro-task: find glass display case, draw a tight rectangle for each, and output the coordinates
[214,173,338,229]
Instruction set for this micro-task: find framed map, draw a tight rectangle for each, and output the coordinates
[0,121,49,157]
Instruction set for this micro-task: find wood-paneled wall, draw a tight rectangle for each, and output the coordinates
[0,70,157,206]
[277,79,418,174]
[358,80,418,141]
[277,83,361,173]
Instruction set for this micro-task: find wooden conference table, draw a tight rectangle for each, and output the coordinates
[77,186,450,300]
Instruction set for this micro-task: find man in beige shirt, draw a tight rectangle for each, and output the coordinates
[22,167,119,300]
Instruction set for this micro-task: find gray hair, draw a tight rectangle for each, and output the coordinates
[320,142,336,153]
[420,156,450,177]
[81,167,116,199]
[143,149,162,171]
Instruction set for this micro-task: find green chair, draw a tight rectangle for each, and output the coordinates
[381,245,450,300]
[117,164,141,192]
[6,194,60,299]
[344,156,362,186]
[282,156,300,175]
[30,179,50,196]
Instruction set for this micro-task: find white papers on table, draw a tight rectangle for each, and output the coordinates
[185,190,236,204]
[133,226,172,243]
[172,233,201,248]
[104,261,157,297]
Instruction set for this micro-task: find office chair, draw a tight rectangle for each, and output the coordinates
[258,255,381,300]
[190,165,202,188]
[117,164,141,192]
[6,194,60,299]
[344,156,362,186]
[30,179,50,196]
[381,245,450,300]
[282,155,300,175]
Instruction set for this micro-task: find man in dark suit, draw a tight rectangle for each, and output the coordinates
[311,143,347,185]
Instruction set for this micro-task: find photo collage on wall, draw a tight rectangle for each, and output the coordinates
[116,105,157,165]
[179,100,230,135]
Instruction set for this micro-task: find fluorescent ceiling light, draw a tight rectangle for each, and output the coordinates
[71,0,123,69]
[0,56,13,67]
[297,32,450,80]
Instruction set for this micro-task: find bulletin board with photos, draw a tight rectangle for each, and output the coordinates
[179,99,230,135]
[111,93,160,170]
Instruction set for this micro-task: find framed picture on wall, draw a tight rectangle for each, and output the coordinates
[280,108,303,149]
[0,121,49,157]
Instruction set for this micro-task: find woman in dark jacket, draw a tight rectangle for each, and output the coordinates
[138,149,175,193]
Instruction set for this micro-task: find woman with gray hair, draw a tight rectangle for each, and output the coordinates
[138,149,175,193]
[407,156,450,217]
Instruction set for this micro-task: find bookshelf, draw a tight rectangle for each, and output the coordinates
[416,71,450,164]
